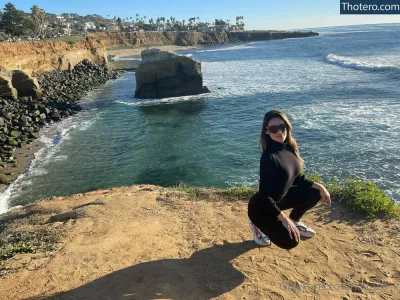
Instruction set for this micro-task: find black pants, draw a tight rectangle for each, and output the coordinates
[248,185,320,250]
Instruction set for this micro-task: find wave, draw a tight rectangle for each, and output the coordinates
[112,56,142,61]
[0,112,99,214]
[196,44,256,53]
[319,29,395,36]
[115,94,207,107]
[325,54,398,72]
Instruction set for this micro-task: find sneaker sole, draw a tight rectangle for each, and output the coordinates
[249,220,271,246]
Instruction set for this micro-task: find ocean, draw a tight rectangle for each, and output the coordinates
[1,23,399,213]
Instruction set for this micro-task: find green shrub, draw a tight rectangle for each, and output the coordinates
[303,170,323,184]
[328,176,399,218]
[174,174,399,218]
[216,186,257,200]
[0,244,35,260]
[186,186,198,198]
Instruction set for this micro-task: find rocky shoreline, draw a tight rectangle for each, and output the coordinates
[0,60,121,189]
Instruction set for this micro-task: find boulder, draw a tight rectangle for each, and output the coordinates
[11,70,43,99]
[0,69,18,100]
[134,48,210,99]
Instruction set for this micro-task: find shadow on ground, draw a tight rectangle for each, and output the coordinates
[29,241,257,300]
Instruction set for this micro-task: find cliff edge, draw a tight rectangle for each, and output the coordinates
[0,185,398,299]
[0,40,108,75]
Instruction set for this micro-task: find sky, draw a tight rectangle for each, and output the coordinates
[2,0,400,30]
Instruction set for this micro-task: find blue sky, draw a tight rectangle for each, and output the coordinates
[4,0,400,30]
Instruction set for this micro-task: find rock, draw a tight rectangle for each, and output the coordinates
[45,211,81,223]
[0,73,18,100]
[50,112,61,121]
[11,70,43,100]
[28,132,38,139]
[10,130,21,137]
[72,200,105,210]
[134,48,210,99]
[351,286,363,293]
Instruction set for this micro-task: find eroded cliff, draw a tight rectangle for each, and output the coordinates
[0,40,108,75]
[93,30,318,47]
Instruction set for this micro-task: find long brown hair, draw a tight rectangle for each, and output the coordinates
[260,109,304,168]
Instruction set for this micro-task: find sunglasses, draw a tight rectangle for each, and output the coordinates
[266,124,287,134]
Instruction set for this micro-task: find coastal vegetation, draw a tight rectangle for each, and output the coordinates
[179,175,400,219]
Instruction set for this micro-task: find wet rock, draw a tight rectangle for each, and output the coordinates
[135,48,210,99]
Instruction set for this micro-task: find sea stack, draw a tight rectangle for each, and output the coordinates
[134,48,210,99]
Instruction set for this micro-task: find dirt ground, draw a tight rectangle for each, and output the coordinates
[0,185,399,300]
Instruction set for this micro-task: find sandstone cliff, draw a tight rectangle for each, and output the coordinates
[0,40,108,75]
[93,30,318,48]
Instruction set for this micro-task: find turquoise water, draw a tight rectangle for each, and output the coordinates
[1,23,400,213]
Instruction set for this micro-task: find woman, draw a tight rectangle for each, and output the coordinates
[248,110,331,250]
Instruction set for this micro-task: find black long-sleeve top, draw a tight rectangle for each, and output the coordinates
[258,135,314,217]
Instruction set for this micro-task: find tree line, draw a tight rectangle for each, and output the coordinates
[0,3,49,36]
[0,2,245,37]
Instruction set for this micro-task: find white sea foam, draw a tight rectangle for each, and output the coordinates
[319,29,394,36]
[325,54,398,71]
[115,94,207,106]
[196,44,256,53]
[0,112,99,215]
[112,57,141,61]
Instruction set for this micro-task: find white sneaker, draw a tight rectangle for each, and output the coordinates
[248,219,271,246]
[294,220,316,238]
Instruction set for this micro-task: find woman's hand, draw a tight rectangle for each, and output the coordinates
[313,183,331,206]
[278,213,300,242]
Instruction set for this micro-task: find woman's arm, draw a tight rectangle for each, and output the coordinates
[293,173,314,188]
[259,153,281,217]
[312,182,331,206]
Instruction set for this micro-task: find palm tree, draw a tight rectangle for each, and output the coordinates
[136,13,139,22]
[144,16,147,23]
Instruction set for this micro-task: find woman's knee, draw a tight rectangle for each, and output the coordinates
[274,238,299,250]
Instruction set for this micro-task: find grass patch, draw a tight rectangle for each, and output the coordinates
[328,176,399,219]
[0,211,65,275]
[174,173,399,219]
[109,60,137,69]
[107,43,133,51]
[215,186,257,200]
[174,182,201,198]
[48,36,85,42]
[0,227,62,261]
[186,187,198,198]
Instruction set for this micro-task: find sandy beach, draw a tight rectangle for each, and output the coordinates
[107,45,199,58]
[0,184,399,299]
[0,141,43,192]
